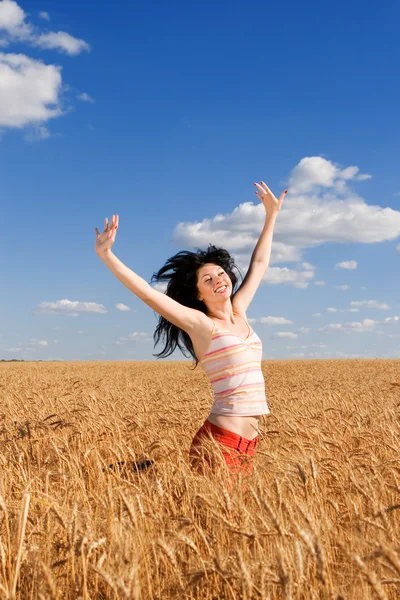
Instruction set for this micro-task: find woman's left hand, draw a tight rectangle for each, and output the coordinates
[254,181,288,216]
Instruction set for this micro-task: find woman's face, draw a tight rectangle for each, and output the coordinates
[196,263,232,305]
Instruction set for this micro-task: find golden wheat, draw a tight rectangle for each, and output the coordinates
[0,359,399,598]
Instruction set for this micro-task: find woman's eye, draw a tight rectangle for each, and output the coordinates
[205,273,224,283]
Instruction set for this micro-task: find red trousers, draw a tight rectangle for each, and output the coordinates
[189,419,258,476]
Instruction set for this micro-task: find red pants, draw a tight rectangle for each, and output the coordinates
[189,420,258,476]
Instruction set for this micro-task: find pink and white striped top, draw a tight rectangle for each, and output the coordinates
[199,313,270,417]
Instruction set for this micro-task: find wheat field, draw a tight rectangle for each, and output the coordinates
[0,359,399,599]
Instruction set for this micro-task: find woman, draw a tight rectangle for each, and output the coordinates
[95,181,287,475]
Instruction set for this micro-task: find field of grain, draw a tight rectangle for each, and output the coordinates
[0,359,399,599]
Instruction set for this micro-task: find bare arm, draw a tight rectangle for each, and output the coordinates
[95,215,205,332]
[248,213,277,267]
[233,182,287,313]
[99,249,151,301]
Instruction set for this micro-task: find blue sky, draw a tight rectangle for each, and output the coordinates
[1,0,399,361]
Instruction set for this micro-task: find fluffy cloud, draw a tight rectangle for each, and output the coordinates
[272,332,298,339]
[336,260,358,270]
[116,303,130,311]
[0,1,89,54]
[350,300,390,310]
[33,299,108,317]
[28,338,48,347]
[0,0,32,41]
[252,316,293,325]
[327,307,359,313]
[34,31,90,55]
[0,0,90,131]
[78,92,94,103]
[288,157,371,193]
[318,316,398,334]
[0,53,62,127]
[260,265,315,289]
[173,156,400,288]
[116,332,152,343]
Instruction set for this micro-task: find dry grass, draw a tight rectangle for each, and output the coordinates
[0,358,399,599]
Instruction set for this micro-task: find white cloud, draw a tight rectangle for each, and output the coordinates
[288,156,371,193]
[0,53,62,127]
[0,1,89,55]
[257,316,293,325]
[382,316,399,324]
[258,265,315,289]
[328,307,360,313]
[336,260,358,270]
[298,327,311,334]
[335,285,350,291]
[0,0,32,40]
[318,316,398,334]
[350,300,390,310]
[117,332,152,343]
[173,156,400,288]
[35,31,90,55]
[286,345,308,350]
[312,313,321,318]
[314,281,326,286]
[33,299,108,317]
[39,11,50,21]
[78,91,94,103]
[28,339,48,347]
[116,303,130,311]
[396,244,400,252]
[272,332,298,339]
[0,1,90,132]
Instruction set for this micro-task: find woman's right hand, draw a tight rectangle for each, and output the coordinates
[95,214,119,256]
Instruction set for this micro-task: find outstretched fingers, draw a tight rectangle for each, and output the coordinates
[260,181,273,196]
[95,215,119,238]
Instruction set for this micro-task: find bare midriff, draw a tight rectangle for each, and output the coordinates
[206,413,261,440]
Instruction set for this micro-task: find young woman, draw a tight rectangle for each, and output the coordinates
[95,181,287,476]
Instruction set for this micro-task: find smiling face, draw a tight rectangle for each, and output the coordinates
[196,263,232,308]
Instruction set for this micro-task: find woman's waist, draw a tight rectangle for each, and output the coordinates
[206,413,263,440]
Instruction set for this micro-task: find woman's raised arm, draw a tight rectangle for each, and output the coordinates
[95,215,206,333]
[95,214,152,302]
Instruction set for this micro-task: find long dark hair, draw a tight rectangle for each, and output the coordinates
[150,244,243,368]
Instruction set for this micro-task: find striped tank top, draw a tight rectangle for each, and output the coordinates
[199,313,270,417]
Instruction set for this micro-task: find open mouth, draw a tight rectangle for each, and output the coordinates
[215,285,228,294]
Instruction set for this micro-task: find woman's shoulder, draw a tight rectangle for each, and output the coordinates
[190,310,214,335]
[232,304,248,322]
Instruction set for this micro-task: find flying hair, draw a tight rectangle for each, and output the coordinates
[150,244,244,369]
